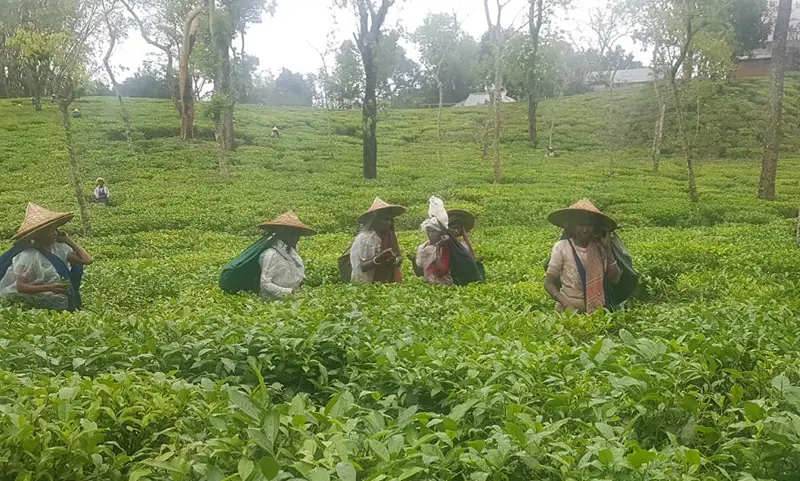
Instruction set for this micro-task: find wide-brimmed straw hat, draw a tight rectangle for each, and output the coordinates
[259,211,315,236]
[358,197,406,223]
[12,203,74,242]
[547,198,617,231]
[447,209,476,232]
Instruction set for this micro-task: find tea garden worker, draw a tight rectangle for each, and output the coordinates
[544,199,622,314]
[258,211,315,300]
[350,197,405,284]
[0,203,93,312]
[415,197,453,286]
[93,177,110,204]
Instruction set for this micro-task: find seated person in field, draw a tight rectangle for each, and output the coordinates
[0,203,93,311]
[350,197,405,284]
[72,108,82,118]
[271,126,280,138]
[258,211,314,300]
[93,177,110,204]
[547,147,560,157]
[544,199,621,314]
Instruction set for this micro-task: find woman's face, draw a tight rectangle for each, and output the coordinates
[427,229,443,243]
[573,223,595,244]
[277,229,301,248]
[373,215,393,233]
[31,227,57,246]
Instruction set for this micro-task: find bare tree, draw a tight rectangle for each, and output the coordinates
[526,0,572,146]
[179,5,204,140]
[587,0,631,176]
[336,0,396,179]
[434,12,468,164]
[758,0,793,200]
[484,0,512,184]
[119,0,181,115]
[101,0,134,147]
[651,40,666,173]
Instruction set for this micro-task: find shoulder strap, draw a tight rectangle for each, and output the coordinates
[39,249,82,311]
[567,239,587,305]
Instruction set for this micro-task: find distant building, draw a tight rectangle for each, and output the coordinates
[734,7,800,78]
[454,91,516,107]
[590,68,655,91]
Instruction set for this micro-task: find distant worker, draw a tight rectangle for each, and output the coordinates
[346,197,405,284]
[544,199,622,314]
[258,211,314,300]
[72,108,82,119]
[93,178,110,204]
[547,147,560,158]
[0,203,93,311]
[271,126,280,138]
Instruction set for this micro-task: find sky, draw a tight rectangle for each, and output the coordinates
[113,0,646,80]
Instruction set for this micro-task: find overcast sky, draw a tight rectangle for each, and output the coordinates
[113,0,646,80]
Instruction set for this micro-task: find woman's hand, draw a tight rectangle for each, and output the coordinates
[56,231,71,244]
[44,283,69,294]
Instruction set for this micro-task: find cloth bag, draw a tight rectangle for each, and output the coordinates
[219,233,277,294]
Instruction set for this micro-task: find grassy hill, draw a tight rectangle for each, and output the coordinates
[2,81,800,479]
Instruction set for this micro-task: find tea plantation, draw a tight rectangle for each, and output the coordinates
[2,80,800,480]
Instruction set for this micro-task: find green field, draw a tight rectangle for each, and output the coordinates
[3,83,800,480]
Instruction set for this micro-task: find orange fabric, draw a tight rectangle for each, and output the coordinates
[584,242,606,313]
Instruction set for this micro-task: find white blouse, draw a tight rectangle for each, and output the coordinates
[349,230,382,284]
[259,240,305,300]
[0,243,74,310]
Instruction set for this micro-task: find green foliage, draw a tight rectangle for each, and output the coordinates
[2,92,800,480]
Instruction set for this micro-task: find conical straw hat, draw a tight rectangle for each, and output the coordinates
[358,197,406,223]
[547,198,617,231]
[12,203,74,241]
[259,211,315,235]
[447,209,476,232]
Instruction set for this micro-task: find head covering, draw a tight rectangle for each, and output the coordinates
[12,203,74,242]
[358,197,406,223]
[272,126,279,131]
[259,211,315,236]
[96,177,105,184]
[447,209,476,232]
[548,198,617,231]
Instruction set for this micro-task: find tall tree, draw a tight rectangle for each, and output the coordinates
[758,0,793,200]
[484,0,511,184]
[335,0,396,179]
[101,0,134,147]
[526,0,571,146]
[179,4,204,139]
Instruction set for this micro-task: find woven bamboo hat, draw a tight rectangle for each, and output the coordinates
[358,197,406,223]
[12,203,74,242]
[447,209,476,232]
[548,198,617,231]
[259,211,315,235]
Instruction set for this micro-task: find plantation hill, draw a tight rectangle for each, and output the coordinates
[3,76,800,479]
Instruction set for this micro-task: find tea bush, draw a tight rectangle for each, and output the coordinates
[1,88,800,481]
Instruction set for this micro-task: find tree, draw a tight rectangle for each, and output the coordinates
[335,0,396,180]
[119,60,171,97]
[179,4,205,139]
[326,40,364,108]
[758,0,793,200]
[10,0,103,234]
[484,0,512,184]
[101,0,134,146]
[526,0,572,146]
[120,0,182,114]
[632,0,734,201]
[414,13,480,105]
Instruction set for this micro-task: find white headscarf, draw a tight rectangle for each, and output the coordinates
[420,196,449,234]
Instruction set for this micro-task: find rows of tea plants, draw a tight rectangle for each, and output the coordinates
[2,96,800,480]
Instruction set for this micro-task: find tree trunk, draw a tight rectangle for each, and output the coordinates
[437,79,443,163]
[59,104,92,235]
[102,14,133,147]
[527,0,543,146]
[362,47,378,179]
[179,7,204,140]
[758,0,792,200]
[121,0,181,116]
[208,0,235,152]
[671,83,698,202]
[652,100,666,173]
